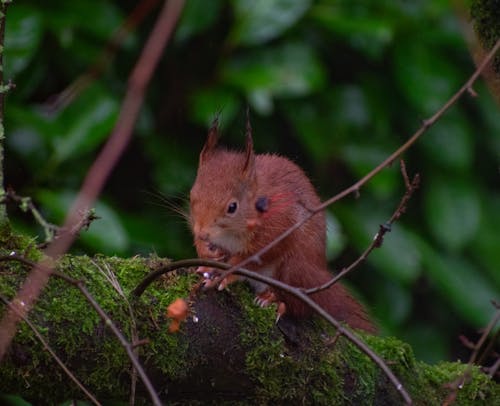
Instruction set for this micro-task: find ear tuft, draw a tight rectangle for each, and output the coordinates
[243,108,255,177]
[200,115,220,162]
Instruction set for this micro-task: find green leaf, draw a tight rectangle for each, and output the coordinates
[372,279,412,329]
[4,5,43,76]
[175,0,223,43]
[81,202,129,255]
[222,42,326,113]
[326,211,346,261]
[230,0,312,46]
[394,41,461,115]
[37,190,129,255]
[52,85,119,163]
[341,144,399,198]
[282,85,373,162]
[419,111,473,172]
[146,137,197,196]
[424,178,480,252]
[309,2,394,60]
[5,104,54,164]
[418,242,499,328]
[0,394,32,406]
[402,323,448,364]
[44,1,123,42]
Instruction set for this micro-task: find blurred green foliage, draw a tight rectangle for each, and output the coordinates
[3,0,499,364]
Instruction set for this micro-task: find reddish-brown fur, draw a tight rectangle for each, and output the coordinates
[190,120,375,333]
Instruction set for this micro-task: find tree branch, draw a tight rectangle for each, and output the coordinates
[132,258,413,405]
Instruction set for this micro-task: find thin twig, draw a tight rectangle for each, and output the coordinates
[132,258,413,404]
[487,355,500,379]
[91,259,141,406]
[132,258,209,297]
[0,254,162,406]
[0,294,102,406]
[306,164,419,295]
[3,187,59,242]
[444,307,500,404]
[466,309,500,366]
[3,187,98,245]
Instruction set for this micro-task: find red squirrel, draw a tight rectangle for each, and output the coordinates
[189,118,375,333]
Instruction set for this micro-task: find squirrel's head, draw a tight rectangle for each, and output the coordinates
[189,116,260,256]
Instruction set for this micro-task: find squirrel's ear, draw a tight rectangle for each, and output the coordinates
[242,109,256,179]
[200,116,220,162]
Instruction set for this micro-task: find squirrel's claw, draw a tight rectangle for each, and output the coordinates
[254,289,277,307]
[218,274,240,290]
[275,301,287,323]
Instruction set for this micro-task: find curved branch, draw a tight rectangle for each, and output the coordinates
[132,258,413,405]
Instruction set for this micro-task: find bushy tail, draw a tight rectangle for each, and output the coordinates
[277,267,376,333]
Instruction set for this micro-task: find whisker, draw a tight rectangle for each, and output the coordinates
[142,189,190,221]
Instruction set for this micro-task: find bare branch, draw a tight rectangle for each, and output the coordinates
[305,165,419,295]
[91,259,141,405]
[444,307,500,403]
[487,355,500,379]
[3,187,99,245]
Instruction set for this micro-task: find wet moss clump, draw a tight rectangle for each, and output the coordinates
[470,0,500,72]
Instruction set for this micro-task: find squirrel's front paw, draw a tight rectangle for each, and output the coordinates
[254,290,286,322]
[254,289,277,307]
[197,267,240,290]
[196,266,218,288]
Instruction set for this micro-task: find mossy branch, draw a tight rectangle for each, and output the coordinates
[0,249,498,404]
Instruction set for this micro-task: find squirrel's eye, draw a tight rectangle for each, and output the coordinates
[227,201,238,215]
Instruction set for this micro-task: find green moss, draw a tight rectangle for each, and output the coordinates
[0,249,199,402]
[233,284,346,403]
[0,227,42,262]
[470,0,500,72]
[420,361,499,404]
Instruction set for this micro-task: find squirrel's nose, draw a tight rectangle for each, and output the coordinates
[197,231,210,242]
